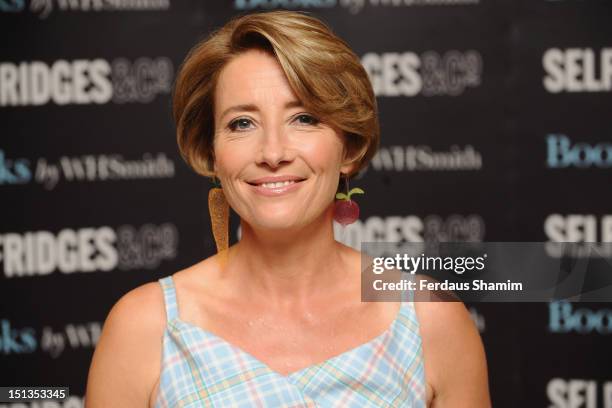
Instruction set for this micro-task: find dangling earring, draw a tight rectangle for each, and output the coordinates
[333,173,364,226]
[208,175,229,268]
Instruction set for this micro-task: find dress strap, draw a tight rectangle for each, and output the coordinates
[400,273,417,302]
[158,275,179,322]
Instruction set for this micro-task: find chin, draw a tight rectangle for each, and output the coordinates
[252,217,305,231]
[245,210,312,232]
[254,223,298,232]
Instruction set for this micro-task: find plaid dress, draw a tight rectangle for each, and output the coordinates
[155,275,426,407]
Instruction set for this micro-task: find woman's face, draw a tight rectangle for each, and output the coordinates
[213,48,353,231]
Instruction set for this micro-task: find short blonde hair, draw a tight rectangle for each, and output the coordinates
[173,10,379,177]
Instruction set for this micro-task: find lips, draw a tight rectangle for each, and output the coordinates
[246,175,307,187]
[246,175,307,196]
[258,180,297,189]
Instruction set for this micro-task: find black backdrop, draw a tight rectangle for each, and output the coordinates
[1,1,611,407]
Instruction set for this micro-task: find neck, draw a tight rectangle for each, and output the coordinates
[228,205,354,309]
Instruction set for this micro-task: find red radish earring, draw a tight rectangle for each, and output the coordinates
[333,173,364,226]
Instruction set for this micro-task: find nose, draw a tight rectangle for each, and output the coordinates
[256,125,291,168]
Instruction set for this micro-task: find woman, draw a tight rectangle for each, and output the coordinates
[85,10,490,407]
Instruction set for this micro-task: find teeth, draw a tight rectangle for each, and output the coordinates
[260,180,295,188]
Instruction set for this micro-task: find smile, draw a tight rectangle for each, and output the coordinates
[259,180,295,189]
[246,177,306,197]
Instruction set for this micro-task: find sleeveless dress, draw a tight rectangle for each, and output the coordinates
[154,275,426,407]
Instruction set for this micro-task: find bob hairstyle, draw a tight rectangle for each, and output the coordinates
[173,10,379,178]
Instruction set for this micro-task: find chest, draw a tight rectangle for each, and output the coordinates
[184,300,400,376]
[153,276,427,408]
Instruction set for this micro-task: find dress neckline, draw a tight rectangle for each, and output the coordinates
[168,302,408,379]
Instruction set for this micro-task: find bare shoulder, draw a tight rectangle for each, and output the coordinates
[85,279,167,408]
[414,301,491,407]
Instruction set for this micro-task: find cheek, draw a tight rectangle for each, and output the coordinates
[213,142,245,177]
[212,141,253,200]
[299,134,345,172]
[212,147,244,213]
[303,140,344,202]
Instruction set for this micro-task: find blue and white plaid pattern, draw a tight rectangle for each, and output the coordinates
[155,276,426,407]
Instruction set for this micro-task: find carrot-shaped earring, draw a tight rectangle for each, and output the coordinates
[208,176,229,269]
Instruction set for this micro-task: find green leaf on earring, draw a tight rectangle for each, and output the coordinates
[347,187,364,199]
[335,192,348,200]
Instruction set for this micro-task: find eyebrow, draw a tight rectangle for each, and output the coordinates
[219,100,304,121]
